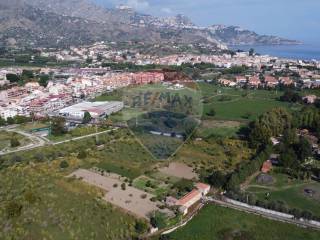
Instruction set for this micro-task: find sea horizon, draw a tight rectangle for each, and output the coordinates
[230,43,320,61]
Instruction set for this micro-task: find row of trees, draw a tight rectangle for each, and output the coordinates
[6,71,51,87]
[0,115,31,126]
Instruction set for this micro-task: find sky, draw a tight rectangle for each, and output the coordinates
[95,0,320,44]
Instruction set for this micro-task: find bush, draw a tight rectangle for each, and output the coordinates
[135,220,147,234]
[6,201,23,218]
[10,137,20,148]
[60,160,69,169]
[78,150,87,159]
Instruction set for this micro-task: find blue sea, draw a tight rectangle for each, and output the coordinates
[230,44,320,61]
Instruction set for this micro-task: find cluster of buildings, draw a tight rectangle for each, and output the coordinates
[219,72,320,89]
[0,68,164,120]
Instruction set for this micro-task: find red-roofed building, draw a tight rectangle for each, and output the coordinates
[279,77,293,86]
[261,160,272,173]
[265,75,279,87]
[248,76,261,88]
[170,182,211,215]
[177,189,202,215]
[195,183,211,196]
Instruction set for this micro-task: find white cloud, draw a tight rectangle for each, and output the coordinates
[126,0,150,11]
[161,7,173,14]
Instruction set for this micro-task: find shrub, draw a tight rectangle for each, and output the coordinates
[60,160,69,169]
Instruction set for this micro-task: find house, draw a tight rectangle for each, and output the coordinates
[279,77,293,86]
[195,183,211,196]
[269,154,280,165]
[248,76,261,87]
[264,75,278,87]
[261,160,272,173]
[177,189,202,215]
[169,182,211,215]
[303,95,318,104]
[235,76,247,84]
[219,79,237,87]
[270,137,280,146]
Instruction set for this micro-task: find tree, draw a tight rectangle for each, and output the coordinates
[21,69,34,80]
[77,150,87,159]
[60,160,69,169]
[121,183,126,190]
[206,108,216,117]
[51,117,66,136]
[280,148,298,168]
[315,99,320,109]
[6,201,23,218]
[134,220,147,234]
[6,117,15,125]
[0,117,6,126]
[295,137,312,162]
[280,90,301,103]
[6,73,20,83]
[10,137,20,148]
[208,171,227,188]
[39,74,50,87]
[82,111,92,124]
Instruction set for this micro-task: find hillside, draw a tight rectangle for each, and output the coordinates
[208,25,301,45]
[0,0,300,48]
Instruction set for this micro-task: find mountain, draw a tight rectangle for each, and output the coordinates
[208,25,301,46]
[0,0,300,49]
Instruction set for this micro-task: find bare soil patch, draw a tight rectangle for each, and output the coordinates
[70,169,162,219]
[159,162,198,180]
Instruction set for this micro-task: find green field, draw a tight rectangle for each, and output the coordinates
[199,83,299,121]
[168,204,320,240]
[95,136,156,179]
[0,160,140,240]
[246,172,320,217]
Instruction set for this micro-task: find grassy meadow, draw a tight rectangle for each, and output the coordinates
[168,204,320,240]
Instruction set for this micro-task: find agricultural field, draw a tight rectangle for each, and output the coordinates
[199,83,298,121]
[246,172,320,217]
[167,204,320,240]
[0,130,30,151]
[196,120,242,138]
[0,159,141,240]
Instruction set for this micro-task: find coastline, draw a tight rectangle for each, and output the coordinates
[229,43,320,61]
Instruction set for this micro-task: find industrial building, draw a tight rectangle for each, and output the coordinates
[58,101,124,120]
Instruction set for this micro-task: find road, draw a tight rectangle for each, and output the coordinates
[0,128,118,156]
[0,129,46,156]
[52,128,118,145]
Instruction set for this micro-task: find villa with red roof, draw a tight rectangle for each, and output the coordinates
[166,182,211,215]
